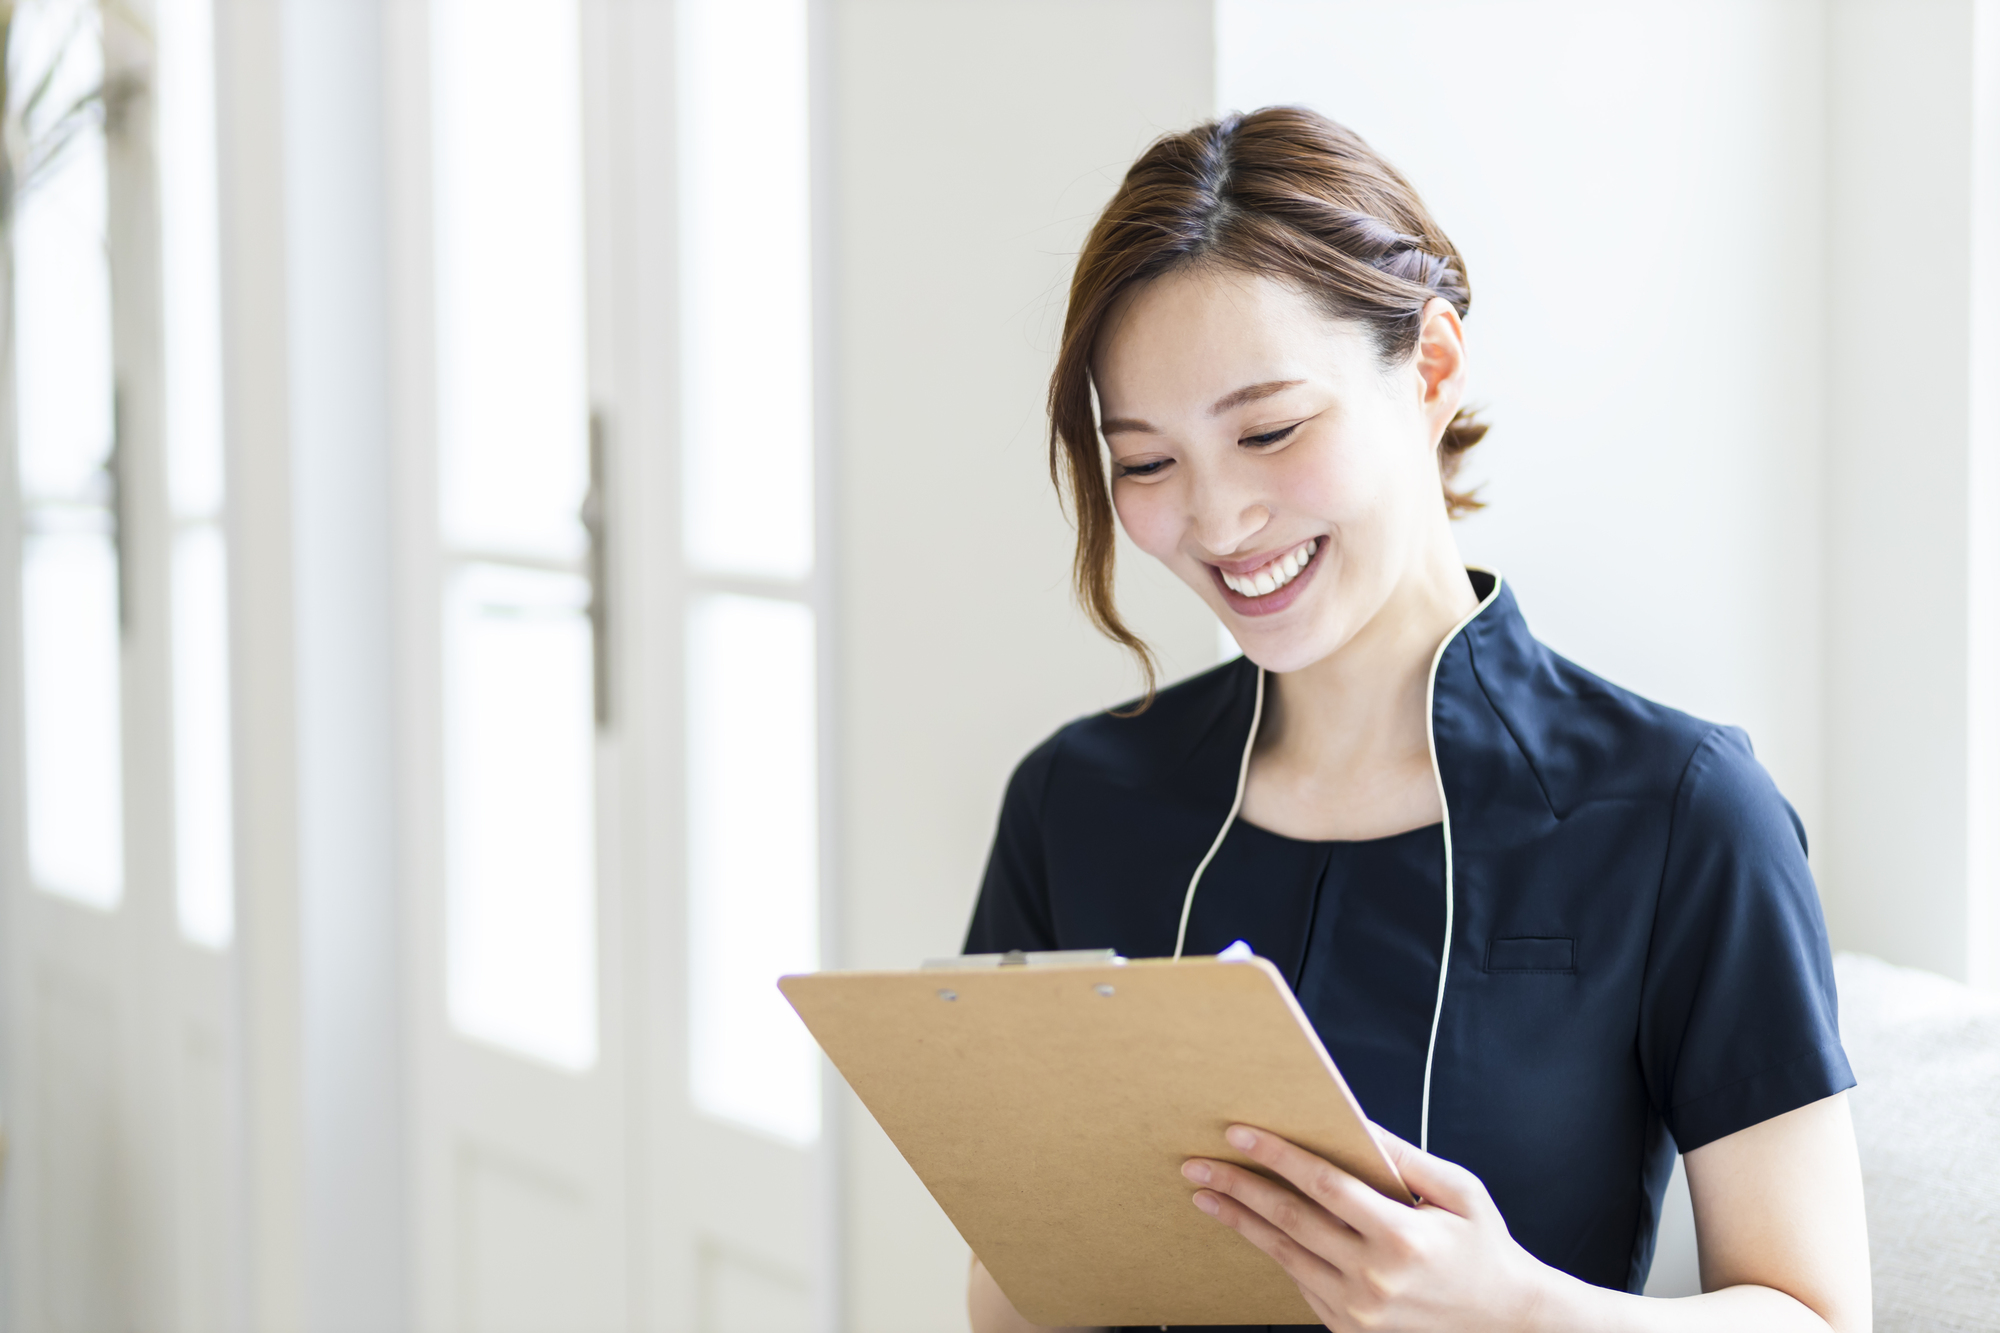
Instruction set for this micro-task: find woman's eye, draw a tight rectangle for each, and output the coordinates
[1117,459,1171,477]
[1242,424,1299,448]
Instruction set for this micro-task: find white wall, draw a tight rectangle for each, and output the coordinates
[1218,0,2000,984]
[829,3,1218,1327]
[1821,0,1999,985]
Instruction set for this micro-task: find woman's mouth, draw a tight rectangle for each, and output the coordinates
[1209,537,1323,617]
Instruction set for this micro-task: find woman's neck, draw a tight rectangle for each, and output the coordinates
[1241,545,1479,842]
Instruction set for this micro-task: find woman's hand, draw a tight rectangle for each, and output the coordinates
[1182,1123,1556,1332]
[1185,1103,1867,1333]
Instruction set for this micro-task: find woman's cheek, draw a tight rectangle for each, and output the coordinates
[1279,437,1374,529]
[1111,483,1184,564]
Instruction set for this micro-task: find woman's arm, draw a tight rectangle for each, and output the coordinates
[1680,1093,1870,1327]
[968,1257,1107,1333]
[1183,1094,1871,1332]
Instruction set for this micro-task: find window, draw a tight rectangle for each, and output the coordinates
[158,0,235,948]
[432,0,598,1071]
[679,0,822,1145]
[10,0,123,909]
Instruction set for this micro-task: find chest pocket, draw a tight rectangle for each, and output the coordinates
[1485,935,1576,973]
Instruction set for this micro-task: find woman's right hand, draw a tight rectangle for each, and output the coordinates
[968,1257,1109,1333]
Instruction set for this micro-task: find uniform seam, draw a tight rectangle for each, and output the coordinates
[1639,726,1731,1112]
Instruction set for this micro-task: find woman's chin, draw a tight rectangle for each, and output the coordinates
[1227,621,1338,675]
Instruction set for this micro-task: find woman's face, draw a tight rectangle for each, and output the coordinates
[1093,266,1466,673]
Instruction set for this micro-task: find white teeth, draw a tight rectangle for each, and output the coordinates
[1221,539,1318,599]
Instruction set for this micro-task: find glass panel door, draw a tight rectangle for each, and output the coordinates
[158,0,235,947]
[10,0,123,909]
[431,0,599,1071]
[677,0,823,1146]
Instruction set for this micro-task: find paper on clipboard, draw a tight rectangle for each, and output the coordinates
[779,952,1410,1328]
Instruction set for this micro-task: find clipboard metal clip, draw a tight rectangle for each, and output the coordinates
[920,948,1126,970]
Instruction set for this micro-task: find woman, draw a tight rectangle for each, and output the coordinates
[964,109,1869,1333]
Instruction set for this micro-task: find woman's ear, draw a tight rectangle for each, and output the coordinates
[1413,297,1468,440]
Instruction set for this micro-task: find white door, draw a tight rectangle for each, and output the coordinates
[641,0,835,1325]
[405,0,629,1328]
[404,1,834,1329]
[2,0,242,1329]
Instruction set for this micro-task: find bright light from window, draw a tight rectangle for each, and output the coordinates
[444,564,598,1070]
[679,0,823,1146]
[687,594,820,1144]
[432,0,598,1070]
[11,0,123,909]
[678,0,813,581]
[432,0,589,562]
[158,0,225,520]
[159,0,235,947]
[21,526,122,906]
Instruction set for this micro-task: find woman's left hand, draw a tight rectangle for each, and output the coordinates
[1183,1123,1558,1332]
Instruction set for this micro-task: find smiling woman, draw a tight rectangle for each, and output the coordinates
[964,108,1871,1333]
[1050,109,1485,697]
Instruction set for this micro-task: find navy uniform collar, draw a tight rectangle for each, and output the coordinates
[1151,567,1521,812]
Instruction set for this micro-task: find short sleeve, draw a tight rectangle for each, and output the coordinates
[1639,727,1855,1152]
[963,735,1064,954]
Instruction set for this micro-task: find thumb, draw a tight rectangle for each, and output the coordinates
[1368,1123,1493,1219]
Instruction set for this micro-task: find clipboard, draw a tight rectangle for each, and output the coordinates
[779,951,1412,1328]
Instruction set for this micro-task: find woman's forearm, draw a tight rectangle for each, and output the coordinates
[974,1252,1848,1333]
[1534,1271,1850,1333]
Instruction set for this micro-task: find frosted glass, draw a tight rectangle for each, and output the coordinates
[687,594,820,1143]
[158,0,228,519]
[22,527,123,907]
[444,563,598,1070]
[432,0,590,561]
[159,0,235,948]
[12,2,121,909]
[173,527,234,947]
[678,0,814,580]
[12,20,113,504]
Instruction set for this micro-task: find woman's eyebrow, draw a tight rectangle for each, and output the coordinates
[1209,379,1306,414]
[1099,379,1306,436]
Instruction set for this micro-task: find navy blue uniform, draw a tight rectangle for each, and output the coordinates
[965,572,1851,1328]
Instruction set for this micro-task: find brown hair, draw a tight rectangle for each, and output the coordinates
[1050,107,1487,696]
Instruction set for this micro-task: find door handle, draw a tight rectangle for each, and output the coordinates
[107,384,129,635]
[582,411,609,728]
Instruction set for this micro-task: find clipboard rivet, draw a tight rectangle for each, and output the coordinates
[937,989,957,1001]
[1094,984,1116,997]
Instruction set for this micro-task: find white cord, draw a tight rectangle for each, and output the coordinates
[1417,574,1502,1152]
[1172,666,1266,960]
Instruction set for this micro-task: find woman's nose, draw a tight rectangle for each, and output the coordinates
[1190,478,1270,557]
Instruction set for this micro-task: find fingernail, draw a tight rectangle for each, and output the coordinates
[1192,1190,1220,1215]
[1226,1125,1256,1151]
[1182,1160,1211,1185]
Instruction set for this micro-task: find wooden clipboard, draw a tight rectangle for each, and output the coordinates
[780,954,1411,1328]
